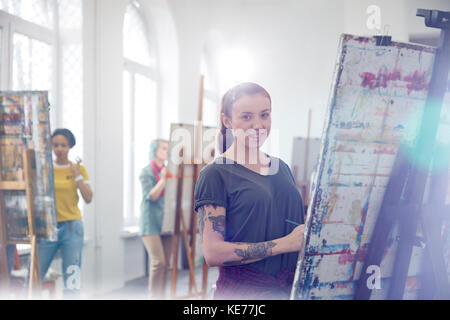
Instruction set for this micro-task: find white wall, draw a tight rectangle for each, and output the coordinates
[81,0,128,296]
[79,0,179,297]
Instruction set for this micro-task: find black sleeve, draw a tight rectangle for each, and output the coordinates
[194,165,228,212]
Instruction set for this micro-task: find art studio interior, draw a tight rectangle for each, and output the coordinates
[0,0,450,301]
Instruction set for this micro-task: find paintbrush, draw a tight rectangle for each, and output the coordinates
[285,219,301,226]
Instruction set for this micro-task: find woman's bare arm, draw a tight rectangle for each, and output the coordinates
[198,204,304,267]
[77,180,93,203]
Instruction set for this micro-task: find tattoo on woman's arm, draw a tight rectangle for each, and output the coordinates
[198,206,207,235]
[198,204,221,237]
[208,215,225,238]
[223,241,277,266]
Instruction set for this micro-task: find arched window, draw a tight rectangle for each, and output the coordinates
[0,0,84,158]
[123,0,159,228]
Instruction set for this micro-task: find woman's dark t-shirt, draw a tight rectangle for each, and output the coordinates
[194,156,305,278]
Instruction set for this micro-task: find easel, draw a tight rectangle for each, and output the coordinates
[169,75,211,299]
[355,9,450,300]
[0,149,41,298]
[293,109,313,208]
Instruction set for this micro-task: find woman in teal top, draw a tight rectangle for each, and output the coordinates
[139,139,171,299]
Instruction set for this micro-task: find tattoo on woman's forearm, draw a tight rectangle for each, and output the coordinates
[198,206,206,235]
[223,241,277,266]
[208,215,225,238]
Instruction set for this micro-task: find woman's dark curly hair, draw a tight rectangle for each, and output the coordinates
[51,128,76,148]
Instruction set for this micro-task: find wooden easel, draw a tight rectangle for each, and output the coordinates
[0,149,41,298]
[169,75,211,299]
[293,108,313,208]
[355,9,450,300]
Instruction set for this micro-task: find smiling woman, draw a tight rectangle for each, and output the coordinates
[194,82,306,300]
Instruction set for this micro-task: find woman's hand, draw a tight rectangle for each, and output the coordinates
[71,157,82,178]
[284,224,305,252]
[160,167,167,180]
[71,157,93,203]
[149,167,167,201]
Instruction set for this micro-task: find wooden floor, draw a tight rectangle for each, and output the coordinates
[1,264,219,300]
[97,265,220,300]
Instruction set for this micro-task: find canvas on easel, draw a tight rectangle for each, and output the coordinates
[0,92,57,242]
[0,91,57,296]
[290,34,449,300]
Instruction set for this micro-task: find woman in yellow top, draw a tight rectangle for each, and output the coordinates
[37,128,93,298]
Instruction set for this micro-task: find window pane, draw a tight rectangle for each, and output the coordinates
[133,74,157,223]
[12,33,52,92]
[123,70,133,226]
[0,0,54,29]
[123,3,153,67]
[57,0,83,160]
[57,0,82,31]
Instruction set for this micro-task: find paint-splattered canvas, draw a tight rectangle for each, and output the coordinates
[440,69,450,281]
[0,91,57,241]
[290,34,445,300]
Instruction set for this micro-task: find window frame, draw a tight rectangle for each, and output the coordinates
[0,9,55,91]
[122,1,160,228]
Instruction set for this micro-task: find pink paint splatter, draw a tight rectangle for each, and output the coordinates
[403,71,428,94]
[360,70,401,90]
[353,37,370,44]
[338,246,369,265]
[373,148,396,155]
[338,250,353,265]
[359,69,429,94]
[406,278,419,291]
[334,282,351,289]
[336,144,356,153]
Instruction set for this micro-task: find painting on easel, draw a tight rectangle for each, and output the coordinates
[439,75,450,281]
[0,91,57,242]
[291,34,448,300]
